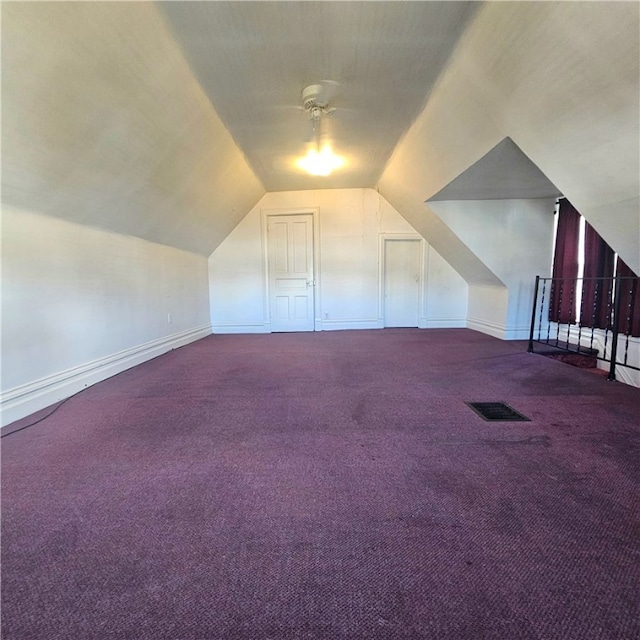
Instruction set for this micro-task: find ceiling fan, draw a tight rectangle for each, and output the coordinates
[297,81,344,176]
[273,80,346,176]
[300,82,337,155]
[270,79,340,118]
[301,80,339,120]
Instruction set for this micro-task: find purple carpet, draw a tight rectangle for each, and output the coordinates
[2,329,639,639]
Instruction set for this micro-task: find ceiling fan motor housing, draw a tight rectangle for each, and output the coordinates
[302,84,327,110]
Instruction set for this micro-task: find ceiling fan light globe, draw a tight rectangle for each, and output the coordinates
[297,146,345,176]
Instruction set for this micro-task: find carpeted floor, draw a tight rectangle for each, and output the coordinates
[2,328,639,639]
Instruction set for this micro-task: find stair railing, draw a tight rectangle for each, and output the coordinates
[527,275,639,381]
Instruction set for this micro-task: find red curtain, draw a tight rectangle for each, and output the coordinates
[579,223,615,328]
[615,259,640,337]
[549,199,580,323]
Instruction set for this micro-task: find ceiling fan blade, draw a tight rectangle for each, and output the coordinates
[317,80,339,106]
[268,105,305,113]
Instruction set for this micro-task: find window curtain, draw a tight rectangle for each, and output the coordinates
[579,222,615,329]
[549,199,580,323]
[615,259,640,337]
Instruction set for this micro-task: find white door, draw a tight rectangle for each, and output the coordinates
[383,239,421,327]
[267,214,315,332]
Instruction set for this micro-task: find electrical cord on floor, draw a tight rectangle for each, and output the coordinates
[1,390,83,438]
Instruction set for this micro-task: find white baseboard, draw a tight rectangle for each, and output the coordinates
[613,365,640,388]
[591,334,640,388]
[320,318,467,330]
[317,318,468,331]
[212,322,271,334]
[424,318,467,329]
[213,318,469,332]
[546,325,640,388]
[319,319,381,331]
[467,318,530,340]
[1,325,212,428]
[467,317,505,339]
[502,326,532,340]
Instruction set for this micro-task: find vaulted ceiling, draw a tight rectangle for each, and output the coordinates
[158,1,479,192]
[2,1,638,273]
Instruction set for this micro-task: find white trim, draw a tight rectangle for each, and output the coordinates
[467,317,530,340]
[212,323,271,334]
[424,318,467,329]
[318,319,382,331]
[547,323,640,387]
[503,326,533,340]
[423,243,431,323]
[614,361,640,387]
[261,207,320,332]
[320,318,466,331]
[1,325,212,428]
[378,233,426,328]
[467,317,506,339]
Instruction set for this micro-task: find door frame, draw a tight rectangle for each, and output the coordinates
[261,207,321,332]
[378,233,427,329]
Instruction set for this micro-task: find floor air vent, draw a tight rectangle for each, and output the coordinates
[466,402,530,422]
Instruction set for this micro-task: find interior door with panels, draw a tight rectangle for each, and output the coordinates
[383,238,422,328]
[267,214,315,332]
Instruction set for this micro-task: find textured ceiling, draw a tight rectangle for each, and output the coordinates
[428,138,563,202]
[158,1,479,192]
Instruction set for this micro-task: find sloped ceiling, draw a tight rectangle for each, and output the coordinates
[380,0,640,276]
[158,1,479,192]
[428,138,562,203]
[1,0,480,255]
[2,1,638,272]
[1,2,264,257]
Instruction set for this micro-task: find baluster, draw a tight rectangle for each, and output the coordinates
[539,279,547,343]
[622,334,631,366]
[566,279,576,349]
[544,279,552,343]
[591,277,600,331]
[528,276,540,353]
[576,277,586,352]
[622,278,636,365]
[555,279,564,346]
[608,275,623,381]
[589,278,598,354]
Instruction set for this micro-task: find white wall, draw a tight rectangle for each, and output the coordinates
[209,189,468,333]
[1,208,211,426]
[429,199,555,339]
[596,334,640,389]
[379,1,639,339]
[467,285,510,340]
[381,2,638,271]
[2,2,264,258]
